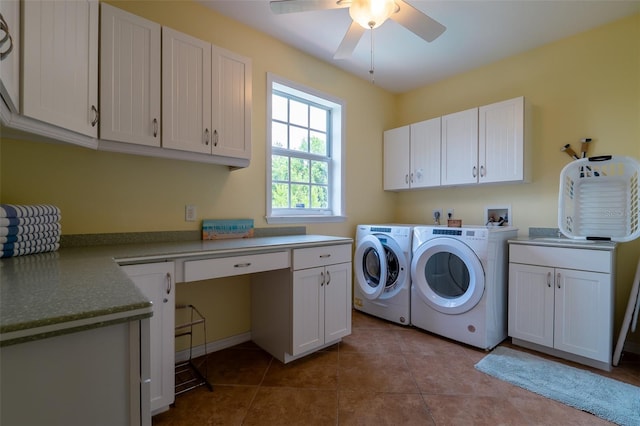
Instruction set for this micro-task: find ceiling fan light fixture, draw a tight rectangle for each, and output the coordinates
[349,0,396,29]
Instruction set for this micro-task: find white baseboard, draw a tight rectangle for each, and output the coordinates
[175,332,252,363]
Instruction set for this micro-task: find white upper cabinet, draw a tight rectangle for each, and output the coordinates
[441,107,479,186]
[22,0,99,137]
[438,96,528,187]
[383,126,411,190]
[0,0,20,113]
[162,28,251,160]
[162,27,212,154]
[100,3,161,147]
[479,96,526,183]
[383,117,441,191]
[411,118,441,188]
[211,46,252,159]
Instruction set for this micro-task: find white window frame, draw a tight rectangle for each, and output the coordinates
[266,73,346,224]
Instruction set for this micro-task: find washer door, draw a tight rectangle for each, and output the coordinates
[354,234,388,300]
[411,237,485,314]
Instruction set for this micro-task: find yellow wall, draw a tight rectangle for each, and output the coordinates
[393,13,640,346]
[1,2,639,347]
[0,0,397,344]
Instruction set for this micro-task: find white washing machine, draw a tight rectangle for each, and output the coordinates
[410,226,517,349]
[353,224,413,325]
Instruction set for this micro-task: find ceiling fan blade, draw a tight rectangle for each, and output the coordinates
[333,20,366,59]
[270,0,348,15]
[391,0,446,42]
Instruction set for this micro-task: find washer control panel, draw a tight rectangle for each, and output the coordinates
[432,227,488,240]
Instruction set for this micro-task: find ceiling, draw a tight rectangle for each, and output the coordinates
[200,0,640,93]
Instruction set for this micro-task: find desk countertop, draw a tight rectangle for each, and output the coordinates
[0,234,352,346]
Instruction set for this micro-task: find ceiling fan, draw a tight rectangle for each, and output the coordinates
[269,0,446,60]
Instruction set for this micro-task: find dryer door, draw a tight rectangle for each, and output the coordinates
[354,234,388,300]
[411,237,485,314]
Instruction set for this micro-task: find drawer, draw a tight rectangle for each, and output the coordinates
[184,251,290,282]
[509,244,612,273]
[293,244,352,270]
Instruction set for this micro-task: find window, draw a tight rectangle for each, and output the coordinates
[266,74,345,224]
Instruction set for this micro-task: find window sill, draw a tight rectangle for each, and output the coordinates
[265,215,347,225]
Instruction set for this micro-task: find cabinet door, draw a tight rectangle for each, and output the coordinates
[211,45,252,159]
[122,262,175,414]
[0,322,138,426]
[508,263,554,347]
[324,262,352,342]
[162,27,212,154]
[383,126,410,190]
[411,117,441,188]
[291,266,324,356]
[22,0,99,137]
[100,4,161,147]
[479,97,524,183]
[441,107,478,186]
[554,268,612,363]
[0,0,19,112]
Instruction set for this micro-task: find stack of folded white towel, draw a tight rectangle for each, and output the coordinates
[1,204,61,258]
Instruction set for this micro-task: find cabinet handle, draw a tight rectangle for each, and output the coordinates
[472,166,477,178]
[480,165,485,177]
[546,272,551,287]
[320,271,324,286]
[213,129,218,147]
[153,118,158,137]
[405,174,409,184]
[410,172,414,183]
[326,270,331,286]
[166,272,172,295]
[234,262,252,268]
[90,105,99,127]
[319,254,331,259]
[556,272,561,289]
[0,14,13,60]
[204,128,210,145]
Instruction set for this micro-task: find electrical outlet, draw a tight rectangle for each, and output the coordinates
[185,205,197,222]
[432,208,442,223]
[447,208,454,219]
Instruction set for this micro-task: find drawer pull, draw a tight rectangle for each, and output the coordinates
[319,254,331,258]
[234,262,252,268]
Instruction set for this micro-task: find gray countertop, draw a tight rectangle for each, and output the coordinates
[0,234,352,346]
[509,236,617,250]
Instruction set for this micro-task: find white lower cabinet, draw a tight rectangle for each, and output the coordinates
[508,243,615,370]
[291,261,352,355]
[251,244,352,363]
[0,320,150,426]
[122,262,175,414]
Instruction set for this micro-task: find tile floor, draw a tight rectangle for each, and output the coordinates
[153,310,640,425]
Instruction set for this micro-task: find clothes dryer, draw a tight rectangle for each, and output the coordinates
[410,226,517,349]
[354,224,413,325]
